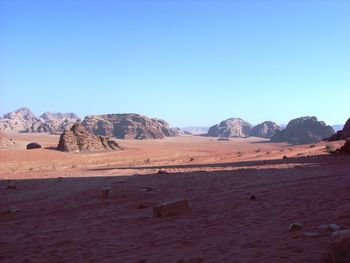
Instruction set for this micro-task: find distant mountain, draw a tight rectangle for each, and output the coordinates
[182,126,209,135]
[332,124,344,132]
[40,112,79,122]
[207,118,252,138]
[271,116,335,145]
[250,121,281,138]
[0,107,79,133]
[82,113,175,139]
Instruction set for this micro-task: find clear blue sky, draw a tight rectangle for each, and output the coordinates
[0,0,349,127]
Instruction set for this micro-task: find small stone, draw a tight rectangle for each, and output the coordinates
[140,186,153,192]
[289,222,304,232]
[157,169,169,174]
[153,199,189,217]
[329,224,341,232]
[9,206,21,213]
[250,195,256,200]
[102,187,112,198]
[283,155,288,159]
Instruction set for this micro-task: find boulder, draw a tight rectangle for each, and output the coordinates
[207,118,252,138]
[82,113,174,139]
[328,118,350,141]
[26,142,42,150]
[57,123,121,152]
[250,121,281,138]
[271,116,335,145]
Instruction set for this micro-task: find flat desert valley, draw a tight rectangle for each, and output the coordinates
[1,133,349,262]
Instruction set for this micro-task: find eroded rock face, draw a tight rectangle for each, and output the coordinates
[328,118,350,141]
[271,116,335,145]
[0,107,46,132]
[57,123,121,152]
[82,114,174,139]
[250,121,280,138]
[39,112,80,133]
[207,118,252,138]
[0,108,79,133]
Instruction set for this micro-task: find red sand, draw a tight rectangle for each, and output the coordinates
[1,133,349,262]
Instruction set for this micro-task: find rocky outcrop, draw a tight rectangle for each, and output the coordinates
[57,123,121,152]
[0,108,79,133]
[328,118,350,141]
[0,107,46,132]
[39,112,79,133]
[271,116,335,145]
[334,138,350,155]
[207,118,252,138]
[250,121,280,138]
[82,114,174,139]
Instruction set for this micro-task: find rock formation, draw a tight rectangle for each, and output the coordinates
[250,121,280,138]
[0,108,79,133]
[328,118,350,141]
[270,116,335,145]
[182,126,209,135]
[82,113,174,139]
[207,118,252,138]
[334,138,350,155]
[57,123,121,152]
[0,107,46,132]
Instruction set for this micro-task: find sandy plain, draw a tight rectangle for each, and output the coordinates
[1,133,349,262]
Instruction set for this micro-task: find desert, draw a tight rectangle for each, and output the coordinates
[1,123,350,262]
[2,1,349,262]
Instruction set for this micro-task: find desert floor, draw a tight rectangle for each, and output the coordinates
[1,133,349,262]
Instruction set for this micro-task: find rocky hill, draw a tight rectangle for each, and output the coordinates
[271,116,335,145]
[0,107,47,132]
[207,118,252,138]
[82,113,174,139]
[328,118,350,141]
[250,121,280,138]
[40,112,79,122]
[57,123,121,152]
[0,108,79,133]
[40,112,79,133]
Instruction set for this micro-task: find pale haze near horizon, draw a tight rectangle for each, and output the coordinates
[0,0,349,127]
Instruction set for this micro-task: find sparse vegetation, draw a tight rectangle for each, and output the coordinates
[144,158,151,164]
[309,144,317,148]
[189,157,195,162]
[325,143,336,153]
[266,151,271,155]
[255,149,261,153]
